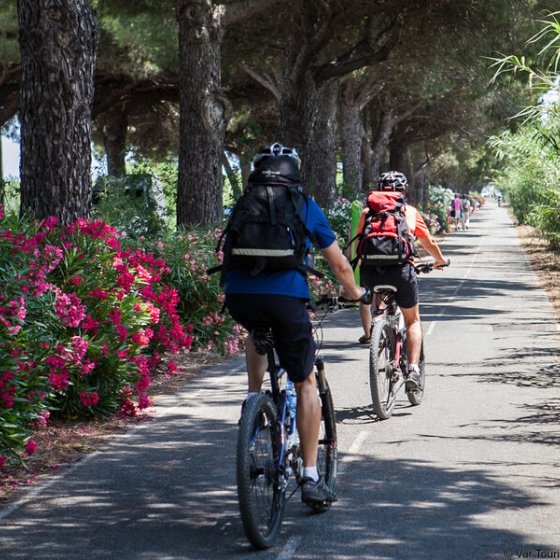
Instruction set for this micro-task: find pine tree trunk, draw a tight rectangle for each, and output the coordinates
[176,0,226,227]
[304,81,338,207]
[100,105,128,177]
[389,136,415,204]
[370,103,394,182]
[18,0,97,224]
[340,81,364,199]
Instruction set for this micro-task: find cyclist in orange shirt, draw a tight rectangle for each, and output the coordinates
[353,172,448,390]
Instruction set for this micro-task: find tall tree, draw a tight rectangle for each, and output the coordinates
[0,0,20,128]
[240,1,419,205]
[175,0,285,227]
[18,0,98,223]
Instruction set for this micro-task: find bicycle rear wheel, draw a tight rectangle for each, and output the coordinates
[407,341,426,406]
[369,320,397,419]
[315,364,337,512]
[237,393,285,549]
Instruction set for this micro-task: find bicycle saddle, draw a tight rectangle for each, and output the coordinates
[373,284,398,294]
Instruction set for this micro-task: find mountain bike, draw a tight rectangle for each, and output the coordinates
[369,261,448,420]
[236,291,370,549]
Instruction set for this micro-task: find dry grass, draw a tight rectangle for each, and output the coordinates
[1,222,559,505]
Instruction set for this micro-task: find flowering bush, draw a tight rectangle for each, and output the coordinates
[425,185,455,233]
[139,228,246,355]
[420,212,442,235]
[0,209,194,465]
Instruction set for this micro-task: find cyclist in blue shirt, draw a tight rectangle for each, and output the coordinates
[225,143,365,508]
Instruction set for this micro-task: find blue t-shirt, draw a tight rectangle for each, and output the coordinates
[224,197,336,299]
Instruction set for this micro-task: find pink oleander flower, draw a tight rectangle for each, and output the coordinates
[68,275,83,286]
[42,244,64,272]
[116,325,128,341]
[49,370,69,391]
[36,411,50,428]
[136,264,152,282]
[108,308,123,325]
[79,391,99,408]
[116,268,135,291]
[70,336,89,362]
[40,215,59,232]
[81,314,100,332]
[131,329,151,346]
[136,376,150,392]
[25,439,37,456]
[55,292,86,327]
[105,237,119,250]
[80,359,96,376]
[46,355,66,369]
[88,289,109,300]
[226,338,240,355]
[137,394,151,409]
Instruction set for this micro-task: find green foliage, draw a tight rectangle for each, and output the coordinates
[527,188,560,249]
[97,1,178,75]
[92,174,170,238]
[0,0,19,61]
[323,196,362,244]
[489,125,559,226]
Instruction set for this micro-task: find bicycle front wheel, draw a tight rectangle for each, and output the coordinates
[237,393,285,549]
[315,364,337,512]
[369,320,397,419]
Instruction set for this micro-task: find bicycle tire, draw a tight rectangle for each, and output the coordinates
[369,320,397,420]
[314,369,337,513]
[407,341,426,406]
[237,393,285,549]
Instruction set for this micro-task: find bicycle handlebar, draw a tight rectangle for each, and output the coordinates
[415,259,451,275]
[313,288,373,310]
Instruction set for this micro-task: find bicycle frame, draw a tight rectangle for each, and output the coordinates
[373,290,407,378]
[263,346,299,485]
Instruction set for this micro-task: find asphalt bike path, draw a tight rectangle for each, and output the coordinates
[1,200,559,559]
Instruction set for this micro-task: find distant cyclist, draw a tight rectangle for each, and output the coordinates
[352,171,448,390]
[223,143,366,508]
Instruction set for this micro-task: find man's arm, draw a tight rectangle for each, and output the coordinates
[320,240,364,300]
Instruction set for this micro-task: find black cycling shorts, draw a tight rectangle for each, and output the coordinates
[360,263,419,309]
[225,294,316,383]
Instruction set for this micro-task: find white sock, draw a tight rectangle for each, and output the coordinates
[303,467,319,482]
[246,392,258,400]
[408,363,419,373]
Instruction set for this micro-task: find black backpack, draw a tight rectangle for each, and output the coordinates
[210,183,315,282]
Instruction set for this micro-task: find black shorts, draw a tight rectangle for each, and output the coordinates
[359,263,419,308]
[225,294,316,383]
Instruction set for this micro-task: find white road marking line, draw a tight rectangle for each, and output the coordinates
[337,430,368,476]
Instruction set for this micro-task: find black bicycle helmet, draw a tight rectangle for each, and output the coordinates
[377,171,408,192]
[249,142,301,185]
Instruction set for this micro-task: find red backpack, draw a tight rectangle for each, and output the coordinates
[351,191,416,268]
